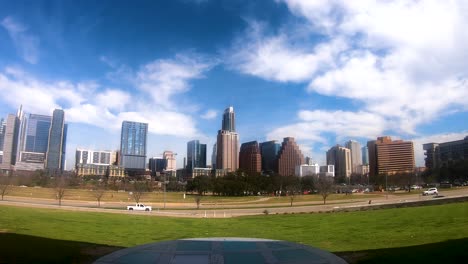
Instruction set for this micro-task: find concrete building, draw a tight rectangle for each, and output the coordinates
[357,164,370,175]
[345,140,362,174]
[187,140,206,172]
[0,114,20,171]
[423,136,468,169]
[259,140,280,174]
[326,145,352,180]
[319,165,335,177]
[120,121,148,171]
[239,141,262,175]
[295,164,319,177]
[277,137,304,177]
[216,107,239,172]
[75,149,124,177]
[45,109,67,173]
[367,136,415,177]
[163,151,177,172]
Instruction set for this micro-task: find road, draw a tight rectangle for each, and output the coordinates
[1,188,467,218]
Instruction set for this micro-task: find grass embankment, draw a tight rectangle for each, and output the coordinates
[1,202,467,263]
[6,185,382,206]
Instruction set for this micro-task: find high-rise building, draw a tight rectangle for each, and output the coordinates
[211,143,217,169]
[326,145,352,180]
[367,136,415,177]
[187,140,206,172]
[260,140,280,173]
[239,141,261,175]
[216,107,239,172]
[163,151,177,171]
[45,109,67,172]
[15,114,52,171]
[222,106,235,132]
[0,114,20,171]
[0,118,6,164]
[423,136,468,169]
[120,121,148,170]
[216,130,239,172]
[345,140,362,174]
[277,137,304,176]
[149,157,166,175]
[362,146,369,165]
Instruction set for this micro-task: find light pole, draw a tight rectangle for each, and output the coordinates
[163,171,166,209]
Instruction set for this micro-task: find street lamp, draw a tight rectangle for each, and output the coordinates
[385,174,388,199]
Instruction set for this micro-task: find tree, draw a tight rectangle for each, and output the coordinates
[194,195,202,209]
[285,176,301,207]
[131,181,148,203]
[0,176,12,201]
[93,184,106,207]
[54,176,68,206]
[316,176,335,205]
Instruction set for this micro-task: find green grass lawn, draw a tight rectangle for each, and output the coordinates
[1,202,467,263]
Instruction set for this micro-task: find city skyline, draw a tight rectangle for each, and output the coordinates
[1,1,467,169]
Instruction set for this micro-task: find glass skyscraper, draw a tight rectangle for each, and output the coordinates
[120,121,148,170]
[187,140,206,172]
[222,106,235,132]
[260,140,281,173]
[45,109,67,172]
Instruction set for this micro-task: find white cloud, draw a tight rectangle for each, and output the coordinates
[226,1,468,150]
[267,110,386,143]
[136,54,216,109]
[0,53,215,138]
[228,21,347,82]
[201,109,217,120]
[1,16,40,64]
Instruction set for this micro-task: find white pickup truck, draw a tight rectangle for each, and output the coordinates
[423,188,438,196]
[127,203,152,211]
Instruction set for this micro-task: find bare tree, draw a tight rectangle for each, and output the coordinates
[93,184,106,207]
[194,195,202,209]
[131,181,148,203]
[316,176,335,205]
[54,176,68,206]
[0,176,11,201]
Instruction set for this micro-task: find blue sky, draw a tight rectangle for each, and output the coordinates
[1,0,467,169]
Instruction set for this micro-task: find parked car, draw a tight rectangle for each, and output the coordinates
[411,185,422,190]
[423,188,438,196]
[127,203,152,211]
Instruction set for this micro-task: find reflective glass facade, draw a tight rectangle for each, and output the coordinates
[120,121,148,169]
[187,140,207,171]
[46,109,66,171]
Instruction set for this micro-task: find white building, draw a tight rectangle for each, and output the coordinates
[320,165,335,177]
[295,164,319,177]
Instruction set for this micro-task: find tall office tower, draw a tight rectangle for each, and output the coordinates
[345,140,362,174]
[15,114,52,171]
[222,106,235,132]
[216,130,239,171]
[277,137,304,176]
[0,114,20,171]
[149,157,166,175]
[367,136,415,177]
[45,109,67,172]
[163,151,177,171]
[239,141,262,175]
[362,146,369,165]
[0,118,6,163]
[120,121,148,170]
[326,145,352,180]
[211,143,217,169]
[260,140,281,173]
[423,136,468,169]
[216,107,239,172]
[187,140,207,172]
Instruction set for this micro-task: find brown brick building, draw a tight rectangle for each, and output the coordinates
[277,137,304,176]
[368,136,415,177]
[239,141,261,175]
